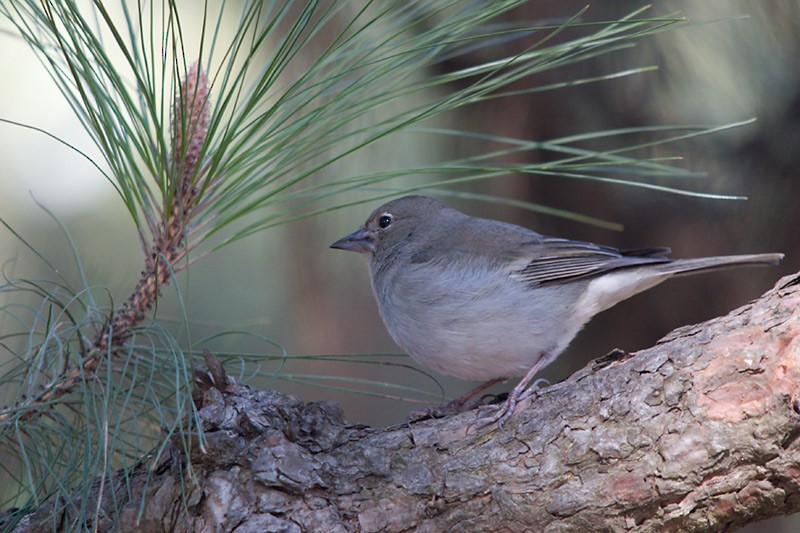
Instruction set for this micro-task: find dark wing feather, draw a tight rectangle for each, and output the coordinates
[618,247,672,258]
[514,238,672,286]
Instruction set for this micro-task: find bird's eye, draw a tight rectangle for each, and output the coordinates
[378,214,393,228]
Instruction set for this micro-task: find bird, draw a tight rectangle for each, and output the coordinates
[330,195,784,427]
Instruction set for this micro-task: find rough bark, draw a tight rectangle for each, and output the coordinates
[6,273,800,532]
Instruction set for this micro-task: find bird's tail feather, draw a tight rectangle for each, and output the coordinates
[655,253,784,276]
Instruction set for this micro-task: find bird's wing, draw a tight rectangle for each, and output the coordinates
[408,216,673,286]
[511,238,672,287]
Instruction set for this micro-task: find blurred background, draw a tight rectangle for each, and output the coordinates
[0,2,798,528]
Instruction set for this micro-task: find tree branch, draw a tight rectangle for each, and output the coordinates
[6,273,800,532]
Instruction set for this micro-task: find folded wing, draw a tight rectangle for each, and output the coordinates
[512,238,672,287]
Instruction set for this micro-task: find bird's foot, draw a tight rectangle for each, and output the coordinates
[478,378,548,429]
[407,397,466,422]
[406,395,495,422]
[407,378,505,422]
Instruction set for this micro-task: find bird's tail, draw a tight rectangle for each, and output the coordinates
[575,253,783,317]
[654,253,784,276]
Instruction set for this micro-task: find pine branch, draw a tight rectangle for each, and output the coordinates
[0,64,211,425]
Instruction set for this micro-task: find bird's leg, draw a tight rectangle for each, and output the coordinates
[407,378,505,421]
[481,359,549,428]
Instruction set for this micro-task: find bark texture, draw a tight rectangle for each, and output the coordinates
[7,273,800,532]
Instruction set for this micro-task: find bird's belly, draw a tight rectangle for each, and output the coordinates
[398,317,558,380]
[374,266,586,381]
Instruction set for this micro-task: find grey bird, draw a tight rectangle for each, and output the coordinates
[331,195,784,427]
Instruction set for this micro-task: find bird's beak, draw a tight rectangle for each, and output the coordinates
[330,227,375,254]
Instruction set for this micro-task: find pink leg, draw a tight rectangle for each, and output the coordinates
[481,358,549,428]
[408,378,505,421]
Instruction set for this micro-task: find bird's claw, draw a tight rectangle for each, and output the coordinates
[476,378,548,429]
